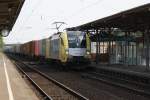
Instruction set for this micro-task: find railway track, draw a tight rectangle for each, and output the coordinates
[9,55,88,100]
[82,71,150,97]
[7,54,150,100]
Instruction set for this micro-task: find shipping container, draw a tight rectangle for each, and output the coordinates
[26,42,30,56]
[30,41,34,56]
[34,40,40,57]
[50,34,60,60]
[42,39,46,57]
[15,44,21,54]
[45,38,50,58]
[39,40,42,57]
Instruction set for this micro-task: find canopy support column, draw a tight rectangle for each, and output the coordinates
[125,32,128,66]
[108,28,112,65]
[145,29,150,71]
[96,29,99,64]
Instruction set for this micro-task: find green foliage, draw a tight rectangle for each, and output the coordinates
[0,36,3,50]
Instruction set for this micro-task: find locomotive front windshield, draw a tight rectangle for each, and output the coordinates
[67,31,86,48]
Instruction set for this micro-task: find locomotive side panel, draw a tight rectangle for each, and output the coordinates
[50,34,60,60]
[60,32,68,63]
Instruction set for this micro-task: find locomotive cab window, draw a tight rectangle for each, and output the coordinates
[67,31,86,48]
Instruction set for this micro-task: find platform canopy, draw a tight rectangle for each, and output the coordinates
[68,3,150,32]
[0,0,24,36]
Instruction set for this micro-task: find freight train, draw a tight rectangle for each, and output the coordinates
[5,31,91,66]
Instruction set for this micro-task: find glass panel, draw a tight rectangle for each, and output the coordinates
[67,31,86,48]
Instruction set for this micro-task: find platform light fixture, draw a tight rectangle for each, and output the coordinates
[8,8,12,12]
[1,29,9,37]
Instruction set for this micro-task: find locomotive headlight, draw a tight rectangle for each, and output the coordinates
[1,29,9,37]
[65,49,69,54]
[66,51,69,54]
[86,51,90,55]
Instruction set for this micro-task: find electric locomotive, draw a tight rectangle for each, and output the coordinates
[49,31,91,65]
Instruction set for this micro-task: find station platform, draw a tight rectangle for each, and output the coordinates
[91,63,150,79]
[0,52,39,100]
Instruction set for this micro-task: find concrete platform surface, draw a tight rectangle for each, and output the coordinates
[0,52,39,100]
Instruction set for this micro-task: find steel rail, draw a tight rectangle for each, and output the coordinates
[9,55,89,100]
[13,60,53,100]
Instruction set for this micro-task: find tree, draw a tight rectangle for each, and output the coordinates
[0,36,3,51]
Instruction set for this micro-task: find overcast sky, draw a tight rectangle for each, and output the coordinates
[4,0,150,44]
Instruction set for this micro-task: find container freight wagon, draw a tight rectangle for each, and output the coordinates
[34,40,40,57]
[38,39,46,58]
[45,38,50,59]
[21,42,31,56]
[20,43,24,55]
[27,40,40,59]
[39,40,42,57]
[16,41,38,58]
[10,45,16,54]
[18,40,39,58]
[30,41,35,57]
[26,41,31,56]
[15,44,21,54]
[42,39,46,57]
[8,44,20,54]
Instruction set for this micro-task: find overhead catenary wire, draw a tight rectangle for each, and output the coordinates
[62,0,104,21]
[11,0,104,43]
[17,0,43,32]
[17,0,104,32]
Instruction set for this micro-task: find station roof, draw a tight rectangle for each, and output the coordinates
[0,0,24,32]
[68,3,150,32]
